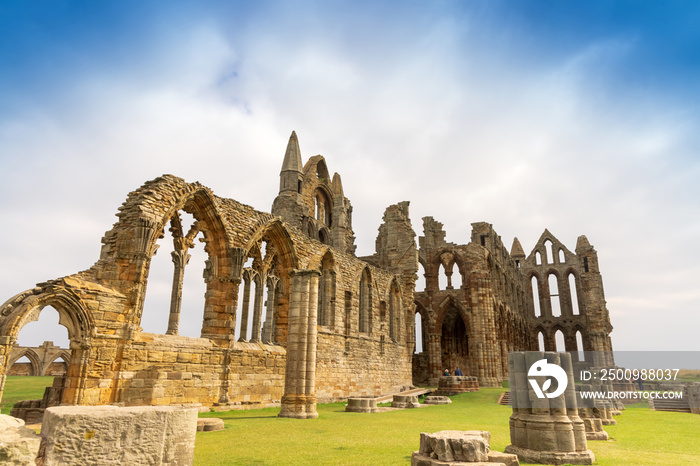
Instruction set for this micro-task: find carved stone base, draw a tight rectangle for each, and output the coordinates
[345,397,379,413]
[504,445,594,465]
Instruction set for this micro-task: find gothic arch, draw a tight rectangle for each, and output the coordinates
[9,348,41,376]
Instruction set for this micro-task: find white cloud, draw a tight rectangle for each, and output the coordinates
[1,5,699,351]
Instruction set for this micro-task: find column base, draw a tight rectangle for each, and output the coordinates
[504,445,594,465]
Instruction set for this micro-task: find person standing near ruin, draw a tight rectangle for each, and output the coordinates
[454,367,463,376]
[443,369,450,376]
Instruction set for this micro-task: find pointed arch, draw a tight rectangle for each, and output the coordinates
[318,250,337,328]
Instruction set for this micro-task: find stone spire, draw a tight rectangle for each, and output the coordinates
[511,237,525,259]
[331,173,344,197]
[279,131,304,194]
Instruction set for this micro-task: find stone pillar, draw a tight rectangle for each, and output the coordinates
[279,269,320,419]
[505,351,595,465]
[0,335,17,403]
[238,269,253,342]
[261,276,278,344]
[166,249,190,335]
[250,274,265,342]
[426,332,441,386]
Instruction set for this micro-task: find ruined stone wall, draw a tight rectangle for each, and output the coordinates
[0,167,415,408]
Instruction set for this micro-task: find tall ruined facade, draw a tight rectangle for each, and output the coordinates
[0,132,613,410]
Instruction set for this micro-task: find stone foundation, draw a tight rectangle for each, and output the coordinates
[411,430,519,466]
[0,414,41,466]
[424,395,452,405]
[345,397,379,413]
[10,376,65,424]
[392,394,420,408]
[434,376,480,396]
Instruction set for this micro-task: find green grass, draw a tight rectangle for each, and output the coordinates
[194,389,700,466]
[4,378,699,464]
[1,375,53,415]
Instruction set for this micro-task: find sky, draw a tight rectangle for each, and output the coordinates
[1,1,699,353]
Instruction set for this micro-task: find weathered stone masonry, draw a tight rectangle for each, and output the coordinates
[0,131,614,410]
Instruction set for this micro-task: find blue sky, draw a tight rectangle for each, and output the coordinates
[1,1,699,352]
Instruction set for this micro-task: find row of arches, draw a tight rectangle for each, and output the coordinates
[535,327,588,355]
[534,239,567,266]
[8,349,69,377]
[531,271,581,318]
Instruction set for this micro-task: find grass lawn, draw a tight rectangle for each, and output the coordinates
[195,388,700,465]
[3,378,699,464]
[0,375,53,415]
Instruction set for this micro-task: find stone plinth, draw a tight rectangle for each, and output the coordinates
[392,394,420,409]
[424,395,452,405]
[196,418,224,431]
[39,405,197,466]
[0,414,41,466]
[434,376,480,396]
[575,385,609,441]
[411,430,518,466]
[345,397,379,413]
[505,352,594,465]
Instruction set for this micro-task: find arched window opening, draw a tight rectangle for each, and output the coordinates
[235,257,254,341]
[555,329,566,352]
[531,276,541,318]
[141,211,207,337]
[558,249,566,264]
[417,262,427,292]
[46,355,68,376]
[544,240,554,264]
[8,356,34,376]
[441,308,468,374]
[451,264,463,289]
[569,273,580,315]
[538,332,545,351]
[438,264,449,290]
[576,331,585,362]
[389,282,401,342]
[549,274,561,317]
[319,229,328,245]
[16,306,69,348]
[414,312,423,353]
[535,251,542,265]
[318,253,335,328]
[314,189,332,226]
[359,268,372,334]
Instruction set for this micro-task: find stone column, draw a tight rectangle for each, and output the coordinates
[279,269,320,419]
[166,249,190,335]
[505,351,594,465]
[238,269,253,342]
[261,276,278,344]
[250,274,265,342]
[427,332,442,386]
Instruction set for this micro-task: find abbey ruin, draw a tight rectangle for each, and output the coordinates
[0,132,614,414]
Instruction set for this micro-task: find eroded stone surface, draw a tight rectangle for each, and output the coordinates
[40,406,197,466]
[0,414,41,466]
[423,396,452,405]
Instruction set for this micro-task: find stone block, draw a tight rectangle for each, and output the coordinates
[488,450,519,466]
[418,430,490,463]
[392,394,420,409]
[40,405,197,465]
[345,397,379,413]
[423,395,452,405]
[196,418,225,432]
[0,414,42,466]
